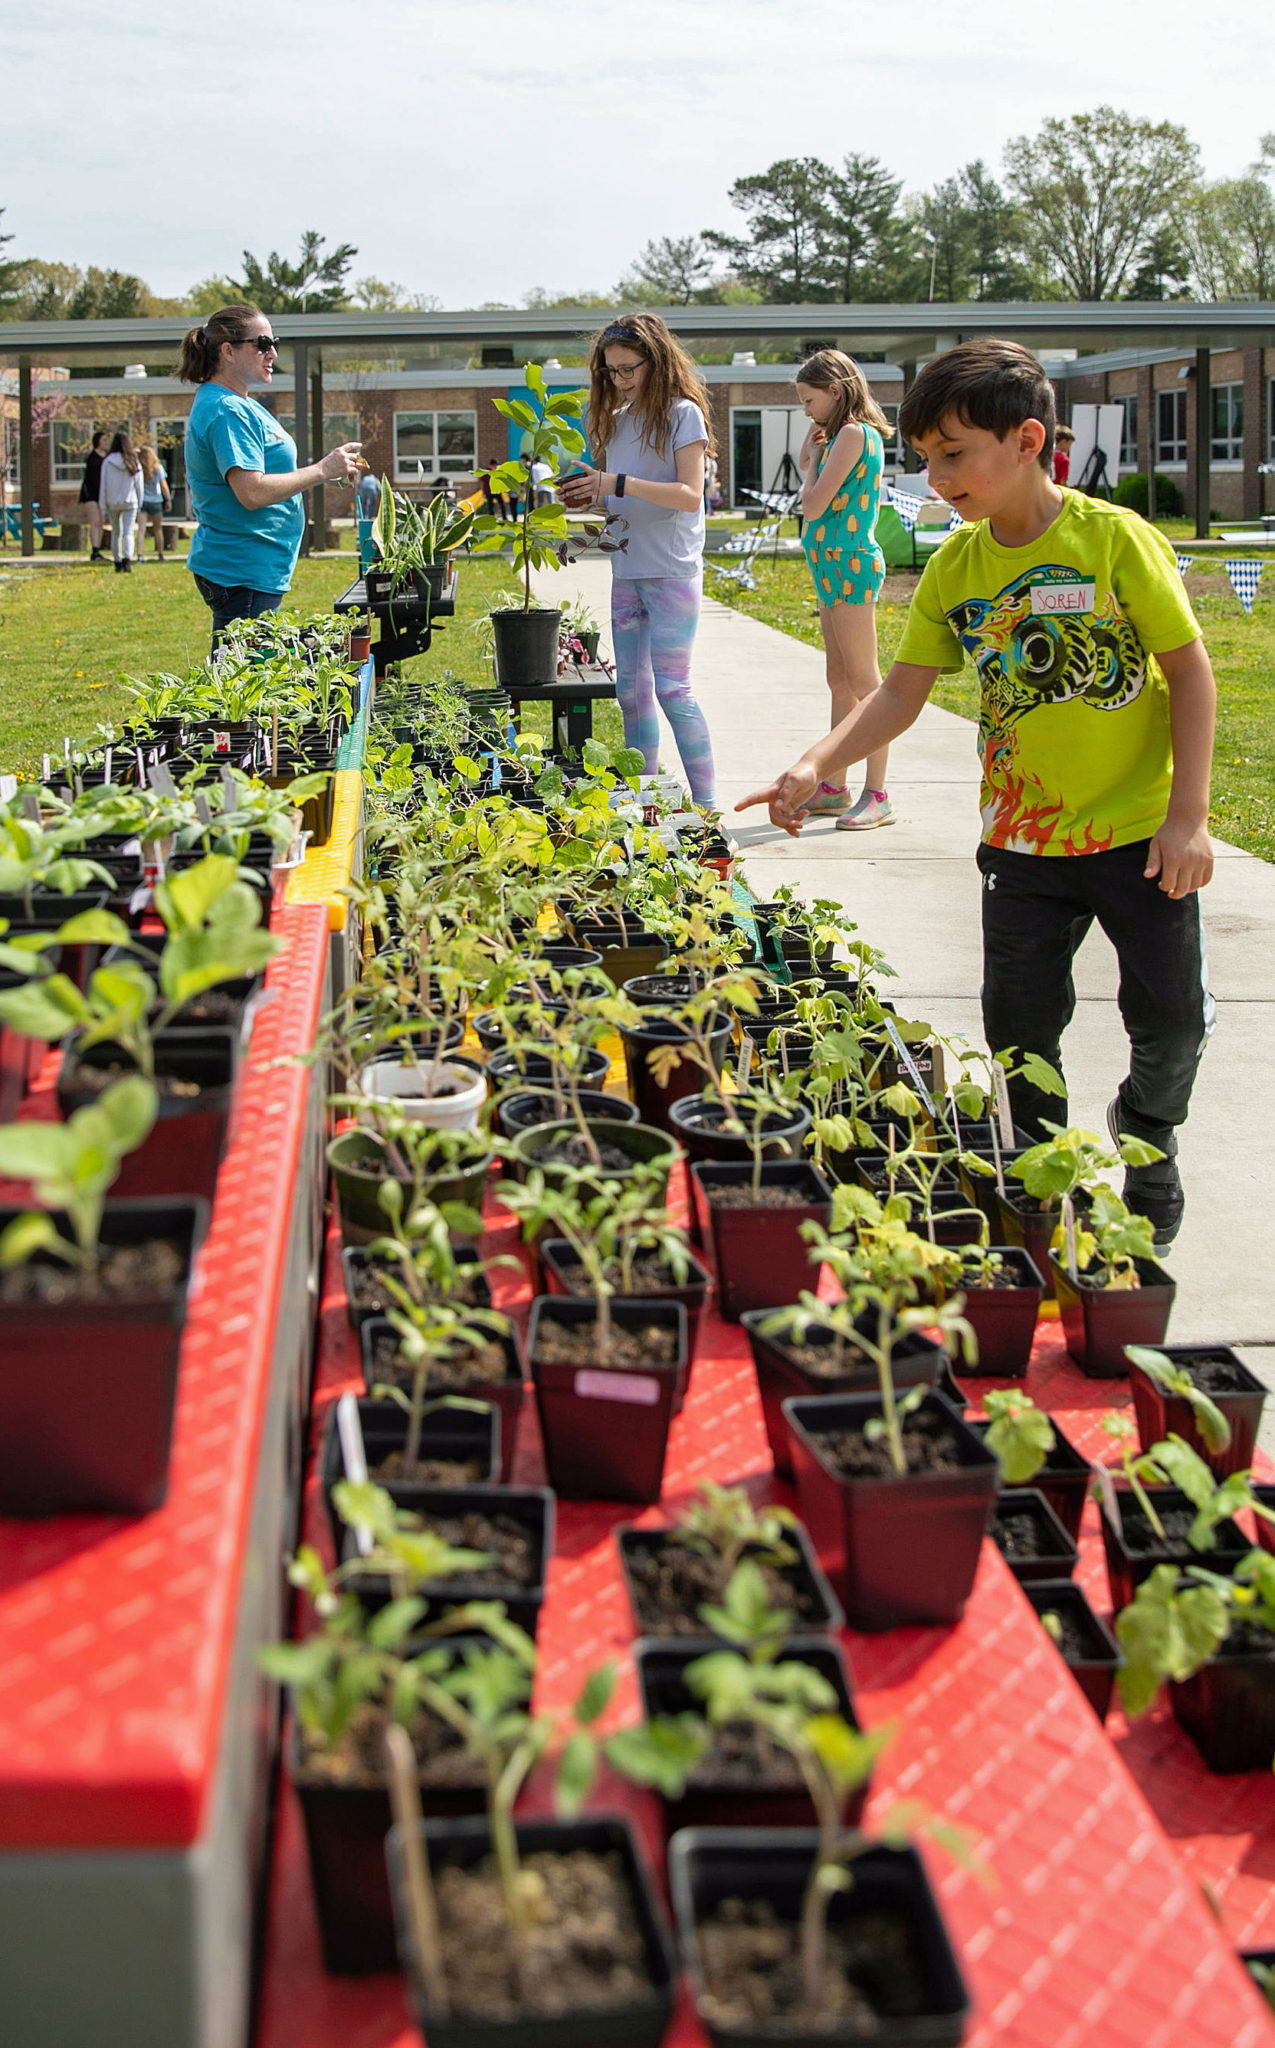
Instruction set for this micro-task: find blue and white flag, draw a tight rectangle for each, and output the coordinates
[889,489,920,531]
[1225,558,1263,614]
[947,505,963,531]
[1175,554,1195,578]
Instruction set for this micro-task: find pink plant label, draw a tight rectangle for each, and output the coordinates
[574,1370,661,1406]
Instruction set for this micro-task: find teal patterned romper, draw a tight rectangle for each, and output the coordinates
[801,423,886,605]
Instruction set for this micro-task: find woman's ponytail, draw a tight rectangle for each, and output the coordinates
[176,303,262,383]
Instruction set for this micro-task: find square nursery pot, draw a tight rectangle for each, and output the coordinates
[996,1189,1082,1302]
[990,1487,1079,1583]
[619,1014,735,1135]
[58,1026,239,1206]
[1023,1579,1122,1721]
[359,1314,525,1483]
[1254,1484,1275,1559]
[320,1393,501,1550]
[526,1295,685,1505]
[388,1811,675,2048]
[0,1195,208,1515]
[965,1415,1091,1543]
[341,1480,555,1640]
[616,1522,843,1640]
[1171,1630,1275,1773]
[741,1309,946,1481]
[291,1646,489,1973]
[668,1829,971,2048]
[633,1635,868,1833]
[343,1243,491,1336]
[951,1247,1044,1378]
[1128,1343,1267,1479]
[1051,1254,1176,1378]
[784,1388,1000,1631]
[567,914,670,989]
[1098,1480,1250,1615]
[691,1160,833,1322]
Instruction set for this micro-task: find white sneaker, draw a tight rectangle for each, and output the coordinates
[835,791,896,831]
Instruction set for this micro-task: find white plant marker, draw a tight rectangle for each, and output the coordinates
[337,1391,373,1555]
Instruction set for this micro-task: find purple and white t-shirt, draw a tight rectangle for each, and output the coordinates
[603,397,708,580]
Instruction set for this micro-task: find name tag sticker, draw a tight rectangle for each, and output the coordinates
[574,1369,661,1406]
[1030,582,1095,615]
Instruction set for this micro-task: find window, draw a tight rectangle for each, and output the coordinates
[394,409,477,480]
[1268,377,1275,461]
[1210,381,1243,462]
[273,409,360,457]
[51,418,101,486]
[1117,394,1138,469]
[879,402,905,470]
[1157,389,1187,464]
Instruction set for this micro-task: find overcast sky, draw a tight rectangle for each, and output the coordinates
[5,0,1274,307]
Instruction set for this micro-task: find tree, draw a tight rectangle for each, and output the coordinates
[615,234,717,304]
[6,258,152,320]
[1003,107,1202,299]
[958,160,1037,299]
[1177,177,1275,300]
[1124,227,1193,301]
[0,208,25,315]
[350,277,443,312]
[916,178,973,302]
[229,230,357,313]
[815,154,905,300]
[704,157,831,301]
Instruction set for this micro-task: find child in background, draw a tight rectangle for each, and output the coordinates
[793,349,894,829]
[738,338,1216,1248]
[1052,423,1074,486]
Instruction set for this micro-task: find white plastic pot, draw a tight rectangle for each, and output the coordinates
[357,1056,487,1132]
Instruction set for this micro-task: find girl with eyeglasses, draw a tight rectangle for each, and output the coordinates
[560,312,717,806]
[177,304,363,650]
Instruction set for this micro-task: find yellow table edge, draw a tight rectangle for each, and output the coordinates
[284,768,362,931]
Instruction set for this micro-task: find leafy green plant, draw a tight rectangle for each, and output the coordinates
[0,1074,157,1274]
[1115,1549,1275,1720]
[672,1481,801,1581]
[1125,1345,1232,1455]
[1010,1121,1162,1211]
[982,1388,1055,1485]
[370,478,475,595]
[471,365,625,613]
[1065,1185,1159,1288]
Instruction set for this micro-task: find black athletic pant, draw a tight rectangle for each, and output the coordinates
[976,839,1214,1158]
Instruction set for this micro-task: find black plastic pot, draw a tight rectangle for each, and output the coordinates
[565,914,669,988]
[1098,1481,1250,1614]
[1171,1634,1275,1773]
[0,1196,208,1515]
[58,1028,237,1205]
[525,943,604,973]
[491,606,561,689]
[472,1003,569,1054]
[784,1388,1000,1630]
[508,1117,678,1192]
[691,1160,833,1322]
[328,1128,494,1246]
[526,1295,685,1504]
[360,1315,525,1483]
[996,1188,1089,1302]
[1023,1580,1122,1721]
[342,1481,554,1639]
[388,1811,675,2048]
[616,1522,844,1639]
[342,1244,490,1336]
[1128,1342,1267,1479]
[964,1414,1091,1543]
[319,1393,500,1550]
[669,1830,971,2048]
[1051,1253,1176,1378]
[669,1094,811,1169]
[486,1043,611,1095]
[540,1235,710,1412]
[952,1247,1045,1377]
[633,1636,865,1833]
[495,1085,637,1142]
[741,1310,945,1481]
[621,970,698,1008]
[620,1013,734,1136]
[991,1487,1079,1583]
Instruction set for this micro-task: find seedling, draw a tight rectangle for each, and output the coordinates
[672,1480,801,1581]
[982,1389,1055,1486]
[0,1074,158,1275]
[694,1556,803,1662]
[370,1289,513,1473]
[1115,1549,1275,1720]
[1065,1185,1159,1289]
[1125,1345,1231,1455]
[497,1166,629,1362]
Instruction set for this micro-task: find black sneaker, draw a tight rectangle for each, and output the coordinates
[1106,1096,1184,1251]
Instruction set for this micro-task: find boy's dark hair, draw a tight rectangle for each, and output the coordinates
[899,339,1057,471]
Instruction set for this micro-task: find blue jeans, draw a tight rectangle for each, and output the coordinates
[193,575,283,653]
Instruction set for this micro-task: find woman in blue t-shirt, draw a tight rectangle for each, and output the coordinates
[561,313,717,805]
[177,304,363,649]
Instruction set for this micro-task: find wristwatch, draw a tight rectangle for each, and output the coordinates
[615,474,627,498]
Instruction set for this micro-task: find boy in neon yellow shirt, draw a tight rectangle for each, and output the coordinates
[738,338,1216,1248]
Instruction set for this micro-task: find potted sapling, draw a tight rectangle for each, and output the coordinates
[690,1079,834,1323]
[259,1527,529,1972]
[966,1388,1089,1541]
[1116,1548,1275,1773]
[667,1694,975,2048]
[336,1474,555,1644]
[617,901,753,1134]
[500,1167,686,1503]
[342,1179,504,1336]
[1095,1417,1253,1613]
[384,1640,678,2047]
[338,933,495,1132]
[1126,1342,1267,1479]
[949,1238,1046,1379]
[616,1480,843,1640]
[329,1105,496,1247]
[998,1117,1130,1302]
[1050,1182,1177,1377]
[0,1072,208,1514]
[366,477,475,608]
[780,1233,997,1630]
[1024,1582,1124,1721]
[503,986,679,1194]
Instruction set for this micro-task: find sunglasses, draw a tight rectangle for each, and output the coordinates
[247,335,282,355]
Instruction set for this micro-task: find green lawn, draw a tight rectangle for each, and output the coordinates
[710,555,1275,863]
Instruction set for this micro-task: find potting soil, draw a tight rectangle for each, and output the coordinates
[417,1508,537,1587]
[370,1329,511,1390]
[705,1182,817,1210]
[370,1450,486,1485]
[529,1131,639,1173]
[626,1537,816,1637]
[533,1318,679,1368]
[71,1061,204,1100]
[0,1236,186,1303]
[1039,1606,1107,1666]
[696,1896,930,2029]
[430,1847,653,2020]
[994,1505,1062,1563]
[553,1251,697,1298]
[350,1261,486,1317]
[1118,1502,1214,1555]
[812,1408,967,1479]
[297,1701,479,1790]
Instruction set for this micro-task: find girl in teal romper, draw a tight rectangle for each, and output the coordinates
[795,349,894,829]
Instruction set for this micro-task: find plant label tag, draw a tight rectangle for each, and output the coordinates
[1061,1193,1079,1280]
[1030,582,1095,615]
[129,884,152,916]
[735,1031,754,1086]
[991,1062,1015,1150]
[219,766,239,803]
[574,1369,661,1406]
[212,730,231,755]
[0,774,14,802]
[194,793,212,826]
[21,789,41,822]
[1092,1458,1120,1529]
[884,1018,934,1115]
[149,763,178,799]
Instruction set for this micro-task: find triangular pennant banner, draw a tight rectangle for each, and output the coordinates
[1175,554,1195,578]
[1225,558,1263,614]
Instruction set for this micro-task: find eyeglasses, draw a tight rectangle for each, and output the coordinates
[607,361,645,381]
[246,335,282,355]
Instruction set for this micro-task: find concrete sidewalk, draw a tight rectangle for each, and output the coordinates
[534,560,1275,1392]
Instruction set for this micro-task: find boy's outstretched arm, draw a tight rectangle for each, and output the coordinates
[735,661,939,835]
[1149,639,1216,898]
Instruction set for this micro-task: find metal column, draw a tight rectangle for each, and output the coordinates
[18,356,35,558]
[900,361,919,472]
[1193,346,1210,541]
[292,342,310,556]
[310,361,325,550]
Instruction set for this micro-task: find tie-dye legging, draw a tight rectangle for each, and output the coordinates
[609,574,716,806]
